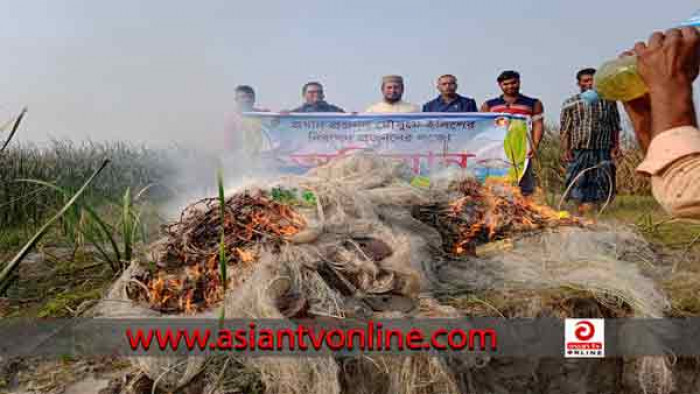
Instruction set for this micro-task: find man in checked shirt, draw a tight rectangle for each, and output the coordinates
[560,68,622,214]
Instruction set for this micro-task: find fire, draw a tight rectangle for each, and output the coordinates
[236,248,255,263]
[240,199,306,240]
[140,255,227,314]
[135,189,306,314]
[183,290,195,315]
[148,276,165,304]
[185,264,202,281]
[448,179,583,255]
[168,278,184,291]
[142,247,261,314]
[278,226,300,236]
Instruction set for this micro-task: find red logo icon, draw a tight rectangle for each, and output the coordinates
[574,321,595,341]
[565,318,604,358]
[495,117,509,128]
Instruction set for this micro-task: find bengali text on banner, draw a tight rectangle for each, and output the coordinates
[243,112,531,182]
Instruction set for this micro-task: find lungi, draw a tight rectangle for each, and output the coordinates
[564,149,616,203]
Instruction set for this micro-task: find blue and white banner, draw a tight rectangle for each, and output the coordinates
[243,112,531,182]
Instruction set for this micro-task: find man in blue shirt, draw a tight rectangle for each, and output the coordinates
[291,82,345,113]
[422,75,478,113]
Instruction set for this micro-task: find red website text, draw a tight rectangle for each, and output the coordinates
[126,321,498,352]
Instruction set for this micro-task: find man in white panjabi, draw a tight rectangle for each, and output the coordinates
[365,75,420,113]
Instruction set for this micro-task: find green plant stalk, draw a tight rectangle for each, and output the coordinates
[81,227,119,272]
[122,187,133,263]
[85,206,122,263]
[217,168,227,326]
[14,179,123,266]
[0,159,110,292]
[0,107,27,154]
[218,232,226,326]
[131,209,146,248]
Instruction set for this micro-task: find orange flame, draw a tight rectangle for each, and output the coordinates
[140,190,306,314]
[236,248,255,263]
[449,180,581,255]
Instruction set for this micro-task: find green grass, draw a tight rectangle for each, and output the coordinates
[0,159,110,291]
[0,140,176,317]
[598,195,662,222]
[0,140,174,277]
[0,140,172,229]
[0,226,34,251]
[1,253,114,318]
[37,288,104,318]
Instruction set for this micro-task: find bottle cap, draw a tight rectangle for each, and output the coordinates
[580,89,600,106]
[680,10,700,27]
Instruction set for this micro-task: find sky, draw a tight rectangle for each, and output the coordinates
[1,0,698,150]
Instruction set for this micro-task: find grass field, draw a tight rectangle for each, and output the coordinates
[0,140,173,315]
[0,141,172,229]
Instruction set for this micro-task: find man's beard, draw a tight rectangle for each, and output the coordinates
[384,96,401,103]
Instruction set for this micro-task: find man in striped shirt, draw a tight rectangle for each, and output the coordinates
[560,68,622,214]
[481,70,544,196]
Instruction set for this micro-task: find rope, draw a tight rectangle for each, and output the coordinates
[557,160,615,217]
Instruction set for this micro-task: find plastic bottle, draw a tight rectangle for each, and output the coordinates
[594,10,700,102]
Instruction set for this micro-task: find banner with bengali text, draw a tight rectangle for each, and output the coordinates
[243,112,531,182]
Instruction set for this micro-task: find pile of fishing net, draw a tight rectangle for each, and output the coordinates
[91,153,674,394]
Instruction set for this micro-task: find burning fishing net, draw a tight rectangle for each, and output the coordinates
[415,177,587,255]
[92,153,671,394]
[126,191,306,314]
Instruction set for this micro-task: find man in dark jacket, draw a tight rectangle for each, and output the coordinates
[291,82,344,113]
[422,74,477,113]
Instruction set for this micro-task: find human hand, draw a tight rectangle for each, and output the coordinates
[561,149,574,163]
[611,145,622,160]
[631,28,699,134]
[621,94,653,152]
[634,27,700,94]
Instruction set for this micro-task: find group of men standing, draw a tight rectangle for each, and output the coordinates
[230,69,620,213]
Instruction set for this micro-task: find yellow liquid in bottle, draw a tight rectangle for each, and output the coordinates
[594,56,648,102]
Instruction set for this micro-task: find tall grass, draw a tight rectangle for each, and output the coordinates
[0,141,172,229]
[0,107,27,154]
[534,123,651,200]
[0,159,110,291]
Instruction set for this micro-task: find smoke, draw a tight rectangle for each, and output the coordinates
[158,143,284,220]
